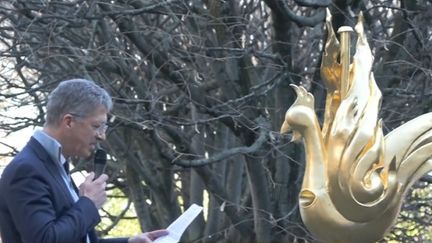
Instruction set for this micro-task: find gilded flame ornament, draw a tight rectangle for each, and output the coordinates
[280,10,432,243]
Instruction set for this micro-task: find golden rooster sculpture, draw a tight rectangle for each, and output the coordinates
[280,10,432,243]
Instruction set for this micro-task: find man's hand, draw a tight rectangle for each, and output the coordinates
[128,229,169,243]
[79,172,108,209]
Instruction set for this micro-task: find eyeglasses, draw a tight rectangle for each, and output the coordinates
[69,113,108,135]
[92,123,108,135]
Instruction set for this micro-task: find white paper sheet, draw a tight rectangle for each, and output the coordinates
[154,204,203,243]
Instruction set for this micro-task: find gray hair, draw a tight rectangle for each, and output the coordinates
[45,79,112,126]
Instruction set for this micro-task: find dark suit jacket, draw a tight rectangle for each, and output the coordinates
[0,137,128,243]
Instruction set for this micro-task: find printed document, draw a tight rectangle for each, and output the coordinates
[154,204,203,243]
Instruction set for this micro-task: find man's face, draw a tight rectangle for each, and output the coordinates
[65,106,108,158]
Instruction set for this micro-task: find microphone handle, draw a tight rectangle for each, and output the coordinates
[94,164,106,180]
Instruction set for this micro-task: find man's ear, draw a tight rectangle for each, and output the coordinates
[63,114,74,128]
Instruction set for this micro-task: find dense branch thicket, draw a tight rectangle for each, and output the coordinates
[0,0,431,242]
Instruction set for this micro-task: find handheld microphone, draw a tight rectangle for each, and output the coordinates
[94,149,107,180]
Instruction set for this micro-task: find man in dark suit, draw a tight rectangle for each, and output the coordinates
[0,79,167,243]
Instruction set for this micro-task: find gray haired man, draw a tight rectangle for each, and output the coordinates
[0,79,167,243]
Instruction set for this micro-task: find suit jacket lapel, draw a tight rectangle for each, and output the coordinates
[27,137,75,206]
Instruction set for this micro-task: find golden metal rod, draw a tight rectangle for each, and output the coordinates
[337,26,354,98]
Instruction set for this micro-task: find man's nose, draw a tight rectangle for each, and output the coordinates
[96,132,106,141]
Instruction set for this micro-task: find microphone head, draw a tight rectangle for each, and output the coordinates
[94,149,107,165]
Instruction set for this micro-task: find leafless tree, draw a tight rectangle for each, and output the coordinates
[0,0,431,242]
